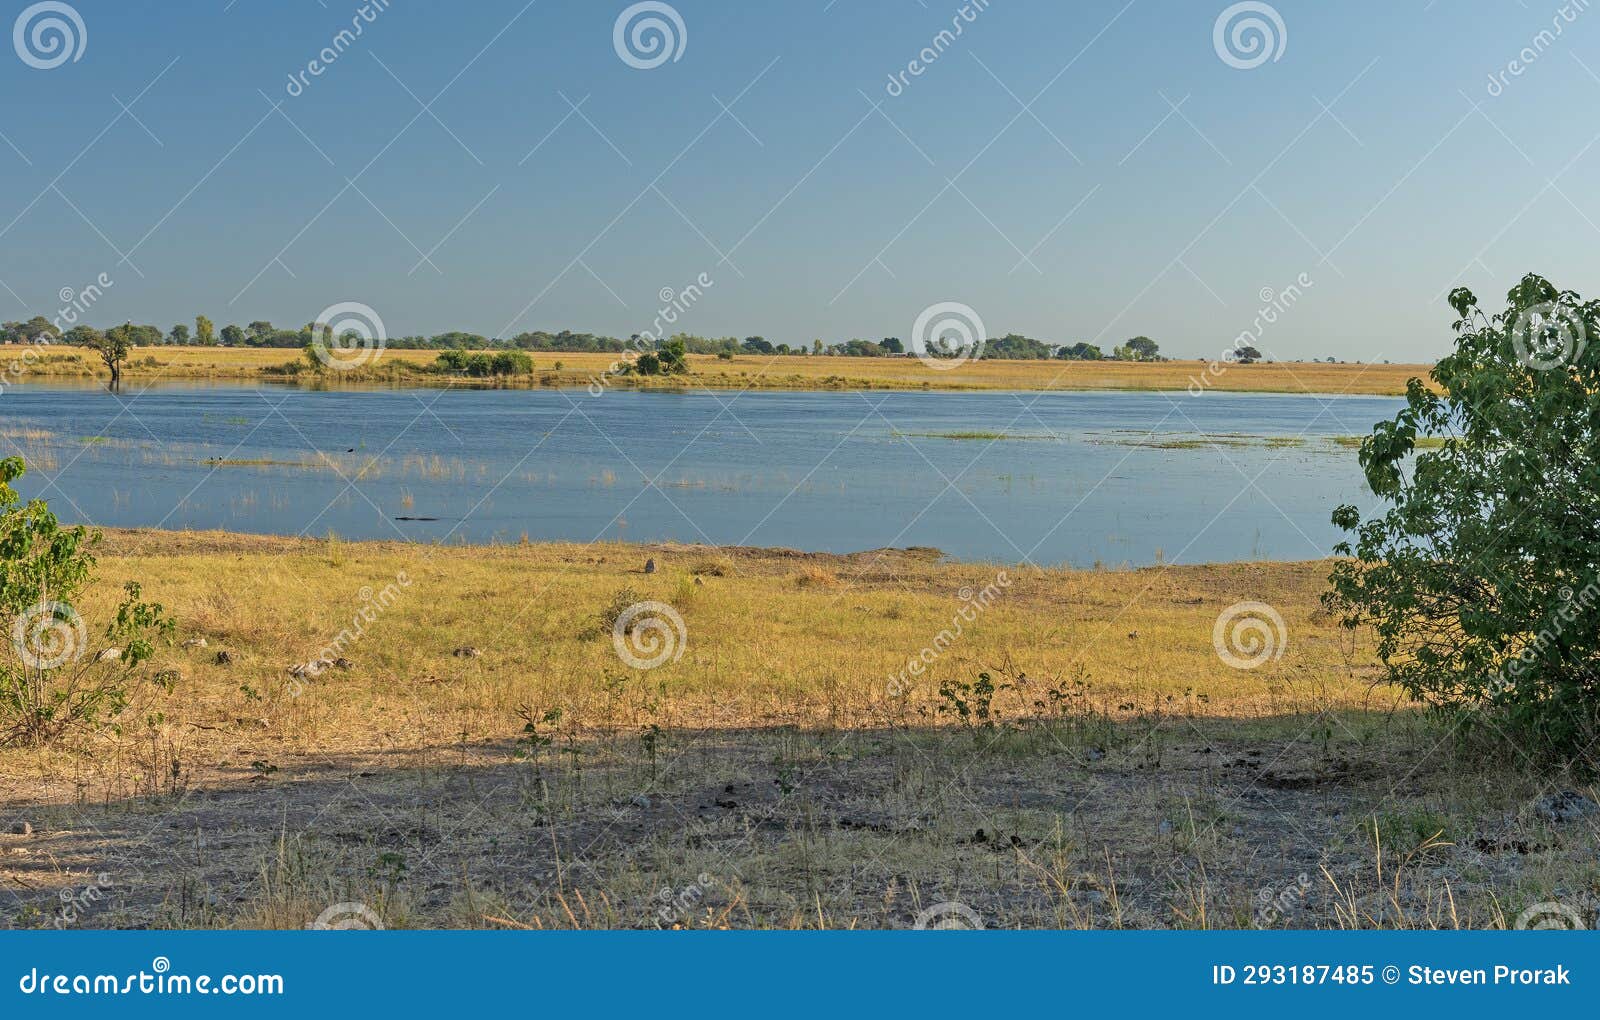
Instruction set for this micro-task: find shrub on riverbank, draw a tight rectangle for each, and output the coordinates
[433,350,534,377]
[0,459,173,746]
[1327,274,1600,764]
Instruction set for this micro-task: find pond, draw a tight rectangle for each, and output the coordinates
[0,382,1402,566]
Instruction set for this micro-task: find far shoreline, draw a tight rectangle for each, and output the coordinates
[5,346,1436,398]
[94,526,1338,573]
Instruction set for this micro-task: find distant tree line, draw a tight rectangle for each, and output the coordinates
[3,316,1170,364]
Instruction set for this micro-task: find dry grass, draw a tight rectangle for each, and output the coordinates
[4,346,1434,396]
[0,531,1593,930]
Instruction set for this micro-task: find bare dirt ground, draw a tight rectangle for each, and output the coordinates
[6,713,1596,930]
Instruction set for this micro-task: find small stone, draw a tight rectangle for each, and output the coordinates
[93,648,122,663]
[1536,790,1598,824]
[631,794,652,808]
[644,558,656,574]
[452,646,482,659]
[215,650,234,666]
[9,821,32,836]
[182,637,208,649]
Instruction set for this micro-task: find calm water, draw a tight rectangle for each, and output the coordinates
[0,382,1401,566]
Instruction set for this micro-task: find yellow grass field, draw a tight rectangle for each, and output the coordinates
[1,531,1589,930]
[6,345,1435,396]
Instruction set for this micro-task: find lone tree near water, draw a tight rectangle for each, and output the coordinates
[1326,274,1600,761]
[89,323,135,387]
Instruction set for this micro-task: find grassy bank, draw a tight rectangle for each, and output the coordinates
[1,531,1591,930]
[4,346,1433,396]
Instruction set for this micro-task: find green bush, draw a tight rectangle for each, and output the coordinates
[490,350,533,376]
[1326,274,1600,761]
[434,349,534,378]
[0,458,173,746]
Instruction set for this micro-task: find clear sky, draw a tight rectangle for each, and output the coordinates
[3,0,1597,361]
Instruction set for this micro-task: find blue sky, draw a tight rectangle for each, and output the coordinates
[2,0,1597,360]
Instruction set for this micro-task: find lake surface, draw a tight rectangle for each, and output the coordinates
[0,383,1402,566]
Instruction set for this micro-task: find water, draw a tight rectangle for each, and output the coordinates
[0,382,1402,566]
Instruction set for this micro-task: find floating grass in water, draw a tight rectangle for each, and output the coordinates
[1330,435,1447,449]
[0,426,54,441]
[892,430,1054,441]
[1092,433,1262,450]
[202,453,384,479]
[205,457,318,469]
